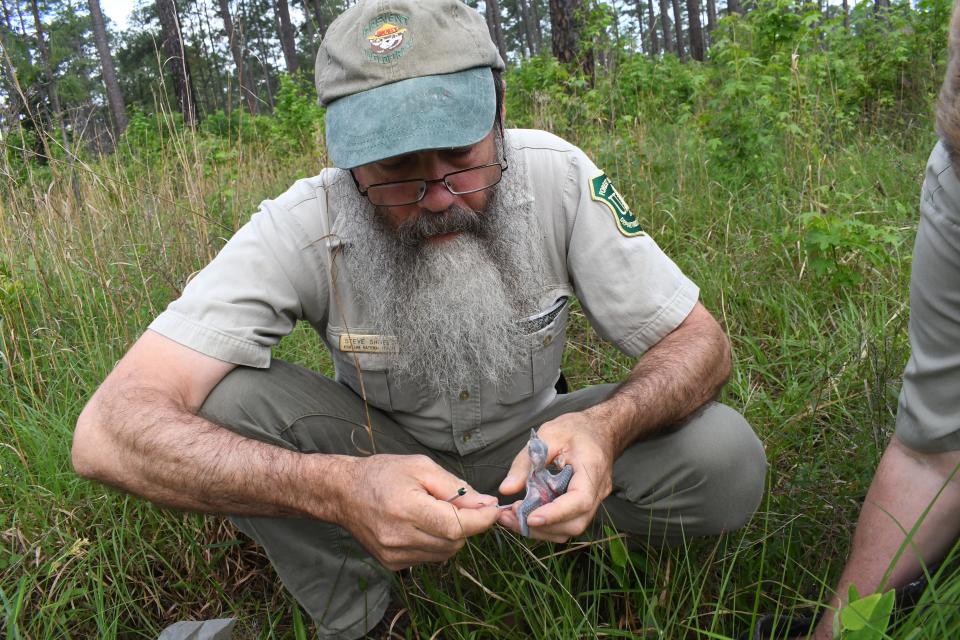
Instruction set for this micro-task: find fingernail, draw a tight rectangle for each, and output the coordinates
[529,516,545,526]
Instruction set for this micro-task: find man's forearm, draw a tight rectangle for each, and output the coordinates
[73,382,355,522]
[582,303,731,457]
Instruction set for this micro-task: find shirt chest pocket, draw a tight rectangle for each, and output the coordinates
[496,299,569,405]
[327,334,429,414]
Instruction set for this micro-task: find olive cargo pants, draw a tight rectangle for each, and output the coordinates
[199,360,767,640]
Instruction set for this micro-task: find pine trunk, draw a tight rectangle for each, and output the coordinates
[1,0,24,156]
[87,0,128,136]
[485,0,508,63]
[29,0,69,149]
[632,1,645,53]
[686,0,704,61]
[531,0,544,54]
[157,0,198,125]
[310,0,327,37]
[706,0,716,33]
[197,1,224,112]
[646,0,659,55]
[659,0,672,53]
[217,0,258,114]
[727,0,743,15]
[843,0,849,30]
[670,0,684,60]
[548,0,580,65]
[275,0,298,73]
[518,0,536,56]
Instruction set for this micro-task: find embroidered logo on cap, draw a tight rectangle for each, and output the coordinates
[589,173,645,237]
[363,13,412,63]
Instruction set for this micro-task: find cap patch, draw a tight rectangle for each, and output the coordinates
[363,13,412,63]
[589,173,644,237]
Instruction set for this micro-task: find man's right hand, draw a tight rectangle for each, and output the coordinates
[336,454,500,570]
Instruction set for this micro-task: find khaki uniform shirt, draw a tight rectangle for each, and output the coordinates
[895,141,960,453]
[149,129,700,454]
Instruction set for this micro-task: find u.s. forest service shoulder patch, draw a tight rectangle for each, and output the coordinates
[589,173,644,237]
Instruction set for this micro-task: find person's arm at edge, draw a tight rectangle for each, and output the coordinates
[810,440,960,639]
[71,329,356,520]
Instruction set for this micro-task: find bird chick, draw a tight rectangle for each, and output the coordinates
[518,428,574,537]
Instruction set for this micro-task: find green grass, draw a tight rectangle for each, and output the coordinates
[3,75,960,639]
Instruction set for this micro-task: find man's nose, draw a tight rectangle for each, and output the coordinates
[419,177,456,213]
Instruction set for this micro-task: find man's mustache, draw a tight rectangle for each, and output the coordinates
[393,206,484,247]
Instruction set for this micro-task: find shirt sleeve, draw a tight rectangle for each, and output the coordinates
[148,186,330,368]
[562,148,700,357]
[895,142,960,453]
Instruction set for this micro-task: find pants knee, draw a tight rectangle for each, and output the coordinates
[686,404,767,532]
[609,403,767,540]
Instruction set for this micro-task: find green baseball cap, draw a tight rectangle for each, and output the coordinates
[315,0,506,169]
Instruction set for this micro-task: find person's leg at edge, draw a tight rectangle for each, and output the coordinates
[199,360,440,640]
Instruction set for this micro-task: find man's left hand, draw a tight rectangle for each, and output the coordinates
[497,412,615,542]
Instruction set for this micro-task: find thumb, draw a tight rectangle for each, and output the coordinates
[498,448,530,496]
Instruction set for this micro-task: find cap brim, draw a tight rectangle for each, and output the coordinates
[325,67,495,169]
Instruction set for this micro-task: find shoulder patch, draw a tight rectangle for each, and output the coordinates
[589,173,644,237]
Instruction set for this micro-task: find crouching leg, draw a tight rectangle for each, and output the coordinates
[200,360,433,640]
[599,402,767,546]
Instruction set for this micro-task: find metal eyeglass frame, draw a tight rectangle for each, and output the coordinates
[350,135,509,208]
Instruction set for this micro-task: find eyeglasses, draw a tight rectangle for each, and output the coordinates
[351,161,508,207]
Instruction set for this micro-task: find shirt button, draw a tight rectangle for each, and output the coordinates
[459,390,470,401]
[543,334,553,346]
[462,431,473,443]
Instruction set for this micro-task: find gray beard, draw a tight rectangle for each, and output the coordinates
[338,150,544,397]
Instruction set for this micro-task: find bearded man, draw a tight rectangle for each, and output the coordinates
[71,1,766,638]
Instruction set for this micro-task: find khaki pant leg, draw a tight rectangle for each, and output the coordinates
[198,360,439,640]
[600,402,767,546]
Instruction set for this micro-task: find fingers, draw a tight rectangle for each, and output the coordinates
[449,491,499,509]
[447,502,502,537]
[373,499,499,570]
[375,529,468,570]
[526,491,594,535]
[497,505,573,543]
[498,472,600,541]
[440,499,501,537]
[498,449,531,496]
[412,456,498,508]
[410,488,500,540]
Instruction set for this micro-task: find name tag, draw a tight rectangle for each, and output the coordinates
[338,334,398,354]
